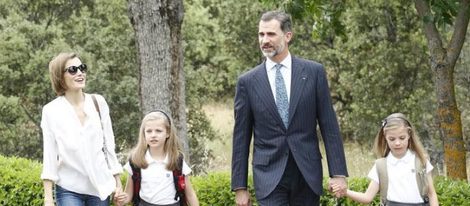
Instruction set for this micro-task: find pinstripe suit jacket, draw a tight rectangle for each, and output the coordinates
[231,56,348,200]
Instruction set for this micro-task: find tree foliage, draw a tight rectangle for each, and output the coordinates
[1,0,468,177]
[0,0,139,159]
[414,0,469,179]
[183,0,268,102]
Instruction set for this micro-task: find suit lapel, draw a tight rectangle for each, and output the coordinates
[288,57,307,125]
[253,63,285,127]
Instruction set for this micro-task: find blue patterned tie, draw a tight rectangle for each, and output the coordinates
[275,64,289,128]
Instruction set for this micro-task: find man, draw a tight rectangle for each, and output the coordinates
[231,10,348,205]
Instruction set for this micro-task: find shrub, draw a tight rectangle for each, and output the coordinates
[1,155,470,205]
[0,95,42,160]
[0,155,43,205]
[434,176,470,205]
[191,172,258,206]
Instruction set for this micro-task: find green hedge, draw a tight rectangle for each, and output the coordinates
[1,155,469,205]
[191,172,259,206]
[0,155,43,205]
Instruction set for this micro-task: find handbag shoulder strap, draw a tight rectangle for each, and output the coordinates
[91,94,111,169]
[91,94,102,120]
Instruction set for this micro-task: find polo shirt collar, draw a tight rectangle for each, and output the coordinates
[387,149,414,165]
[145,149,168,164]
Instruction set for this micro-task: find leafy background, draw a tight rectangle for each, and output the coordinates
[0,0,469,177]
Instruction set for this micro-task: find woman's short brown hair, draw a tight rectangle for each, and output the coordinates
[48,52,78,96]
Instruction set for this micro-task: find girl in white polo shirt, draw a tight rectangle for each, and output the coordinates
[113,111,199,206]
[332,113,439,206]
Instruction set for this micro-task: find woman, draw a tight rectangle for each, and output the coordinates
[41,52,122,206]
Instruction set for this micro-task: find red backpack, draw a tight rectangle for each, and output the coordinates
[129,154,187,206]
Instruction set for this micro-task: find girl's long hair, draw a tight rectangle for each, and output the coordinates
[129,111,184,170]
[373,113,428,165]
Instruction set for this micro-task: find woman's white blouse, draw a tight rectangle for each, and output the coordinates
[40,94,122,200]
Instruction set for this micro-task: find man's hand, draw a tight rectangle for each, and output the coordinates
[235,189,251,206]
[329,176,347,198]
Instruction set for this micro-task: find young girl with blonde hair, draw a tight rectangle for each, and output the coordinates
[114,111,199,206]
[332,113,438,206]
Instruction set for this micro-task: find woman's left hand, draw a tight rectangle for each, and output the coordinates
[113,190,128,206]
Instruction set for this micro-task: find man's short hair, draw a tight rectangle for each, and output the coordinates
[260,10,292,33]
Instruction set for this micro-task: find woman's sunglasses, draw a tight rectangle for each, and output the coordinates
[65,64,87,75]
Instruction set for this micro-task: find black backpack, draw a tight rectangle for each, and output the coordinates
[129,154,187,206]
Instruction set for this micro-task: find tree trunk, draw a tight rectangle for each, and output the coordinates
[415,0,469,179]
[128,0,188,154]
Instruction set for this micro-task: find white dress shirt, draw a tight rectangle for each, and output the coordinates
[266,53,292,102]
[368,150,433,203]
[41,93,122,200]
[124,151,191,205]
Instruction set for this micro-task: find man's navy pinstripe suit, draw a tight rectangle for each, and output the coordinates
[231,56,348,201]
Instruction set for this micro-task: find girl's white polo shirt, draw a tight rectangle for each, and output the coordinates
[124,151,191,205]
[368,150,433,203]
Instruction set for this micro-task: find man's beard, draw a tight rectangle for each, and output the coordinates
[262,49,278,58]
[261,41,285,58]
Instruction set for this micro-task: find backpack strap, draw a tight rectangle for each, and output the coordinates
[173,153,186,205]
[129,160,142,206]
[415,157,429,203]
[376,158,388,204]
